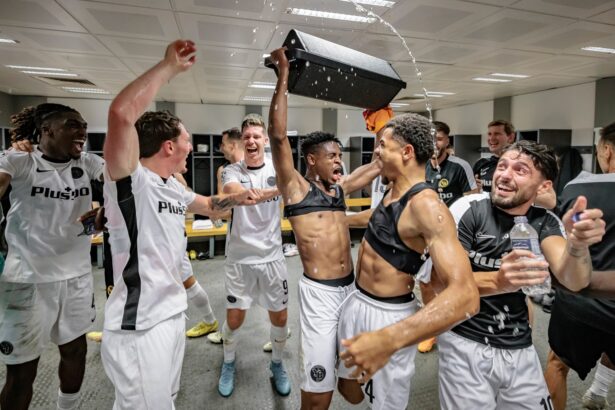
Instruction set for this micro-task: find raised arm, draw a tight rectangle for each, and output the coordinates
[339,160,382,195]
[542,196,604,291]
[104,40,196,181]
[267,48,304,200]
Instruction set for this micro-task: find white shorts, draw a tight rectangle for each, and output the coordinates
[438,331,552,410]
[180,253,193,283]
[224,258,288,312]
[299,273,355,393]
[0,274,95,365]
[337,286,419,410]
[101,312,186,410]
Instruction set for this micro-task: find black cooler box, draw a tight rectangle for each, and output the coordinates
[266,29,406,110]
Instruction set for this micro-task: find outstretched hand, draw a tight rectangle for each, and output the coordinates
[562,195,605,249]
[164,40,197,73]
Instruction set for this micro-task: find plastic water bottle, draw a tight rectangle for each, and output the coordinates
[510,216,551,295]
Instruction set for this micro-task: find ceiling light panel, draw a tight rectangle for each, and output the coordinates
[285,8,376,23]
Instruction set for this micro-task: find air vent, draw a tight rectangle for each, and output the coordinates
[33,75,96,87]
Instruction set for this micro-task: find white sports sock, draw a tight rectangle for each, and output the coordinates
[589,361,615,397]
[270,324,287,363]
[57,389,80,410]
[222,321,238,363]
[186,282,216,324]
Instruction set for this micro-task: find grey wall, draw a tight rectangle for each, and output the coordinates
[493,96,512,122]
[0,92,14,127]
[595,77,615,128]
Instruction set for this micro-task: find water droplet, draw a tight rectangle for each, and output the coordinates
[314,80,318,85]
[350,67,354,72]
[338,98,342,102]
[284,90,288,96]
[351,83,354,87]
[512,327,519,336]
[345,76,348,80]
[484,337,489,345]
[345,114,348,119]
[305,61,310,67]
[290,39,296,45]
[487,325,494,334]
[392,248,396,254]
[327,76,331,82]
[437,215,443,223]
[274,104,278,110]
[322,66,326,72]
[252,27,258,33]
[230,52,236,57]
[465,312,471,319]
[503,305,509,312]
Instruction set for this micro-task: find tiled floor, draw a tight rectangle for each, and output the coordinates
[1,248,612,409]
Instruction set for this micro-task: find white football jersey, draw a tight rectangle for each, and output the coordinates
[103,163,196,331]
[221,159,282,264]
[0,149,104,283]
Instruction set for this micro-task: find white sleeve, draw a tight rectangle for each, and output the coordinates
[0,151,29,179]
[84,153,105,181]
[181,185,197,206]
[221,164,241,187]
[103,163,148,203]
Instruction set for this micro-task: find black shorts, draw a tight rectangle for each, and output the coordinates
[548,298,615,380]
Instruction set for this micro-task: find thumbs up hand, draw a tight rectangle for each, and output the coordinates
[562,195,606,249]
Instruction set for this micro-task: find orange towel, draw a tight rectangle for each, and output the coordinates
[363,106,394,134]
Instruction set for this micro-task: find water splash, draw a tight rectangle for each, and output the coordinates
[347,1,440,176]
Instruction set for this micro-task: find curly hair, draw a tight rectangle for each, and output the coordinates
[503,140,558,182]
[300,131,342,160]
[135,110,183,158]
[10,103,78,143]
[383,113,434,165]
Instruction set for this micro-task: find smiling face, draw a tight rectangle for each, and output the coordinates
[170,123,193,173]
[487,125,515,156]
[374,127,406,182]
[308,141,344,186]
[42,111,88,159]
[491,149,548,211]
[242,125,267,167]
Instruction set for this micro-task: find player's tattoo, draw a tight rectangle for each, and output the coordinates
[211,195,238,211]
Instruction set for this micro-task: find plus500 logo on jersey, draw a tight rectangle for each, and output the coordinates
[30,186,89,200]
[158,201,187,215]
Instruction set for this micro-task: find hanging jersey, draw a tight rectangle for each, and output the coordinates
[426,155,477,206]
[556,171,615,332]
[284,180,346,218]
[0,149,104,283]
[449,193,565,349]
[103,163,196,331]
[364,182,433,274]
[473,156,499,192]
[222,159,282,264]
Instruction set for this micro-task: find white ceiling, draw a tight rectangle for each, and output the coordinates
[0,0,615,111]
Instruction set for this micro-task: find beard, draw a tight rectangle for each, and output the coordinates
[490,188,533,210]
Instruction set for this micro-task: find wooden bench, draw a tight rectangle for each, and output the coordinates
[91,197,371,266]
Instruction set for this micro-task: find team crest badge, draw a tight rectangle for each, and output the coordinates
[438,178,449,189]
[0,341,13,355]
[310,365,326,382]
[71,167,84,179]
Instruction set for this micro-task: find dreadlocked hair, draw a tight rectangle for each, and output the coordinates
[10,103,78,144]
